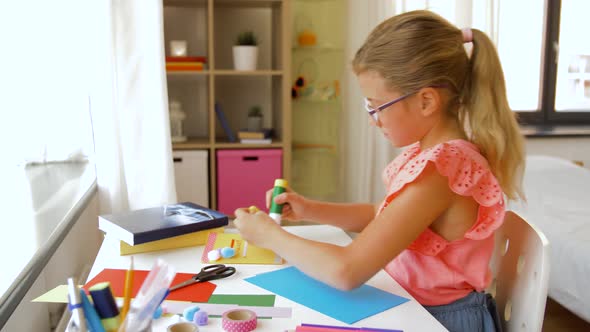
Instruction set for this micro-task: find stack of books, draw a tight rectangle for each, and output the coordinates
[237,128,273,144]
[98,202,228,255]
[166,56,207,71]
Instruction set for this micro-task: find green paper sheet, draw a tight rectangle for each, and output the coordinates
[207,294,275,307]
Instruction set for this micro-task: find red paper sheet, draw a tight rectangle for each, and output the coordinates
[83,269,216,302]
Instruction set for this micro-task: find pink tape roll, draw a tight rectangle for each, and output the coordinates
[221,309,257,332]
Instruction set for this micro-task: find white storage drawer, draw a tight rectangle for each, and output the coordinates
[173,150,209,207]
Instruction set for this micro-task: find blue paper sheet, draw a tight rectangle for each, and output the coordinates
[244,266,409,324]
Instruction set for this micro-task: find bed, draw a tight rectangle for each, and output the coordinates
[508,155,590,322]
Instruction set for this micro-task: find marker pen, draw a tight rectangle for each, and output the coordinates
[89,282,120,332]
[67,277,87,332]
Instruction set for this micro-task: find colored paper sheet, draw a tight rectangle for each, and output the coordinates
[300,323,402,332]
[206,294,277,319]
[245,267,409,325]
[84,268,216,302]
[201,232,283,265]
[33,285,74,303]
[207,294,275,307]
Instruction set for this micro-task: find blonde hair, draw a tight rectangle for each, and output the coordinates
[352,10,525,201]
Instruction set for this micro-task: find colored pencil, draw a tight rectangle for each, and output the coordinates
[120,256,134,322]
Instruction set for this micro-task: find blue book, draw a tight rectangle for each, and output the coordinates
[215,103,237,142]
[98,202,228,245]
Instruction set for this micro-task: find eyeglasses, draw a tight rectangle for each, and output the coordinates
[364,92,416,122]
[364,85,448,122]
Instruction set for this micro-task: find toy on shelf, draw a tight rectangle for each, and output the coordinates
[295,14,317,47]
[169,100,187,143]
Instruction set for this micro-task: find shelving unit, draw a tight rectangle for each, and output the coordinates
[164,0,291,210]
[290,0,345,201]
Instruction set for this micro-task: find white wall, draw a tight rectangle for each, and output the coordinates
[2,194,101,332]
[526,137,590,168]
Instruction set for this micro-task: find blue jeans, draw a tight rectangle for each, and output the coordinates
[424,292,502,332]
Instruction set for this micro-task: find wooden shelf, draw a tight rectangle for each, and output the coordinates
[293,98,341,105]
[293,143,336,151]
[214,141,284,148]
[292,45,344,53]
[165,0,291,210]
[214,0,283,8]
[213,70,283,76]
[172,138,211,150]
[167,71,210,81]
[164,0,207,7]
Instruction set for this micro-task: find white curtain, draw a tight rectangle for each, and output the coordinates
[343,0,499,203]
[90,0,176,214]
[342,0,398,204]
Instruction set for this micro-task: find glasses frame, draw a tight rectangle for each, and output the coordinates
[364,92,415,122]
[364,85,448,122]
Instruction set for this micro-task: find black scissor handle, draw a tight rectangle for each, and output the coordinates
[198,264,236,281]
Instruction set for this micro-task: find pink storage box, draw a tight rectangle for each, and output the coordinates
[216,149,283,215]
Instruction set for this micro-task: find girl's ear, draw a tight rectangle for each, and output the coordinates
[417,87,442,117]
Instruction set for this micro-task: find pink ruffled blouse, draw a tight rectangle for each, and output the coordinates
[377,139,505,306]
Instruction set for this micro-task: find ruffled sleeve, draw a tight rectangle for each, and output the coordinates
[378,140,506,256]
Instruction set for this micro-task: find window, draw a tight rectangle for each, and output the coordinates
[520,0,590,124]
[0,2,95,167]
[394,0,590,125]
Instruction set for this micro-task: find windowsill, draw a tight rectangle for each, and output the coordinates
[520,124,590,138]
[0,161,96,327]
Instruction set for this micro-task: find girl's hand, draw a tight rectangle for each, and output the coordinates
[233,208,282,248]
[265,188,308,221]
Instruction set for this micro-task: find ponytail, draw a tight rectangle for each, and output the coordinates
[460,29,525,201]
[352,11,525,201]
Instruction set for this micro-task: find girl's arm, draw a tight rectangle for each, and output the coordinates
[268,189,376,232]
[301,200,377,233]
[235,164,453,290]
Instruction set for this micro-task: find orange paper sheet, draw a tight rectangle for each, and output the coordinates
[83,269,216,302]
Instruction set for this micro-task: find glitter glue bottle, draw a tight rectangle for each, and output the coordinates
[269,179,288,224]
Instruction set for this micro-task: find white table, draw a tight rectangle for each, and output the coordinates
[89,225,447,332]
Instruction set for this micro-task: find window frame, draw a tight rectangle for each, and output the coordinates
[517,0,590,125]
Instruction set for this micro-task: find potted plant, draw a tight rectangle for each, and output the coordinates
[247,106,263,132]
[233,31,258,71]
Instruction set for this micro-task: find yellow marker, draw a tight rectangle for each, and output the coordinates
[248,205,259,213]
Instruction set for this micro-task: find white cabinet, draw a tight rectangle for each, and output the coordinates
[173,150,209,207]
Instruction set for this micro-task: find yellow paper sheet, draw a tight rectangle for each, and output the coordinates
[33,284,75,303]
[202,232,283,265]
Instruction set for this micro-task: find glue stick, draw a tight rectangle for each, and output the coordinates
[269,179,288,224]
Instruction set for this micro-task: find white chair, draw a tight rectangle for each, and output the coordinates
[487,211,551,332]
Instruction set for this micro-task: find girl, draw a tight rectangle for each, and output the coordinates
[234,10,524,332]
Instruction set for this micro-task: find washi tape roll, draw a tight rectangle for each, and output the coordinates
[221,309,257,332]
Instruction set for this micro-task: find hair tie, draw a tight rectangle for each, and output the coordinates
[461,28,473,43]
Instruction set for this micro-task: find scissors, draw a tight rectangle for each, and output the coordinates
[169,264,236,292]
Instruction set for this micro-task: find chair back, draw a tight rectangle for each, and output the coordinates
[487,211,551,332]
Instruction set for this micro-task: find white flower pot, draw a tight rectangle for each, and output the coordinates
[233,46,258,71]
[247,116,263,132]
